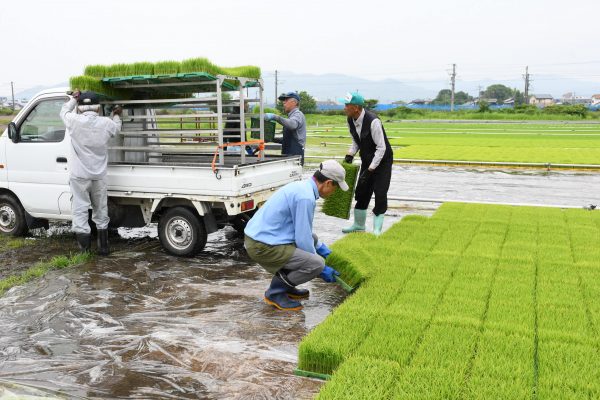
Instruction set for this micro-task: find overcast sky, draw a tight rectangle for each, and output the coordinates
[1,0,599,96]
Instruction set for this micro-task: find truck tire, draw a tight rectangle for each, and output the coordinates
[158,207,207,257]
[0,194,28,236]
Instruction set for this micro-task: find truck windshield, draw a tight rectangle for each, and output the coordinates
[20,98,66,142]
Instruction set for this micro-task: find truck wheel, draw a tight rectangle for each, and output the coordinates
[0,194,28,236]
[158,207,207,257]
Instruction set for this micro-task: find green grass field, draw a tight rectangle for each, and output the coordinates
[303,119,600,165]
[155,117,600,165]
[299,203,600,399]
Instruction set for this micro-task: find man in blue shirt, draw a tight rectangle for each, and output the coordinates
[244,160,349,311]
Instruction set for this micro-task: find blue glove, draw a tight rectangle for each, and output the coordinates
[316,242,332,259]
[264,113,276,121]
[320,265,340,283]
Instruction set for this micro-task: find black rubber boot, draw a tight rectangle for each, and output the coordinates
[277,270,309,299]
[287,286,310,300]
[75,233,91,253]
[97,229,110,256]
[264,274,303,311]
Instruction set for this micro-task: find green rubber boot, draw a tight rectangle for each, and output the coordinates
[373,214,385,236]
[342,209,367,233]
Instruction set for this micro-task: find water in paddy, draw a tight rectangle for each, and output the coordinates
[0,166,598,399]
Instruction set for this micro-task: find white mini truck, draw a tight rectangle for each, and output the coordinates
[0,74,301,256]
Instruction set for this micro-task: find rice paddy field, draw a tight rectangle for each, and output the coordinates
[305,120,600,166]
[299,203,600,399]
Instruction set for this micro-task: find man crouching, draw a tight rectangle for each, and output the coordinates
[244,160,347,311]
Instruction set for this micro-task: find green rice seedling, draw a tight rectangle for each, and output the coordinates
[325,251,365,288]
[380,214,428,240]
[316,357,401,400]
[537,339,600,399]
[321,162,359,219]
[486,299,534,335]
[462,330,534,400]
[393,323,480,399]
[84,64,108,78]
[434,294,488,327]
[222,65,262,79]
[180,57,222,75]
[105,63,134,77]
[300,203,600,398]
[429,226,479,256]
[130,61,154,76]
[70,75,104,93]
[298,304,379,374]
[354,312,429,365]
[154,60,181,75]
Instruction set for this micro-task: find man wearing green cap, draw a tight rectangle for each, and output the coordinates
[338,92,393,236]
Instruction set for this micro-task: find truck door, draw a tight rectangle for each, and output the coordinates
[6,96,71,216]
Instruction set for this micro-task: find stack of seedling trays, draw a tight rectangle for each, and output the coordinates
[69,57,262,100]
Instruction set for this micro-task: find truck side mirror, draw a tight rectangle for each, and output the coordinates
[7,122,20,143]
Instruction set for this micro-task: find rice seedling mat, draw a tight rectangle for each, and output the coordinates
[300,203,600,399]
[321,162,360,219]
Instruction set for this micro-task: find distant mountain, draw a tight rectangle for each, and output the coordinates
[6,73,600,104]
[262,71,436,104]
[263,71,600,104]
[10,82,68,101]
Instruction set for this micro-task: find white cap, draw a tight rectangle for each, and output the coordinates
[319,160,349,191]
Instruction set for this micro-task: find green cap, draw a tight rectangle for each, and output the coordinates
[338,92,365,106]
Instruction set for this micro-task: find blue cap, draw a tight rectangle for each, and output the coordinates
[338,92,365,106]
[278,91,300,102]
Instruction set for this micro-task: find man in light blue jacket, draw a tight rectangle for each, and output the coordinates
[244,160,348,311]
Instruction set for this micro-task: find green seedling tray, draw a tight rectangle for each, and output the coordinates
[322,162,359,219]
[335,275,356,293]
[294,369,332,381]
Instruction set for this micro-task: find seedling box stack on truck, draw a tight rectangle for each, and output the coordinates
[0,73,302,256]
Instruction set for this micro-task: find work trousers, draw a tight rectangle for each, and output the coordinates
[279,233,325,285]
[70,176,109,234]
[355,160,392,216]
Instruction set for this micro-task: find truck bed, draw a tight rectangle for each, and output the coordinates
[107,154,302,198]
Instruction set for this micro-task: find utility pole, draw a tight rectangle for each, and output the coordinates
[10,81,15,112]
[274,70,278,107]
[450,64,456,112]
[523,66,530,105]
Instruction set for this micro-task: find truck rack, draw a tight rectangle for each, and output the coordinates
[100,73,267,169]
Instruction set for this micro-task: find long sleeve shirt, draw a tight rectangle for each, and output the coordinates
[347,108,386,170]
[274,107,306,147]
[60,98,122,179]
[244,178,319,254]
